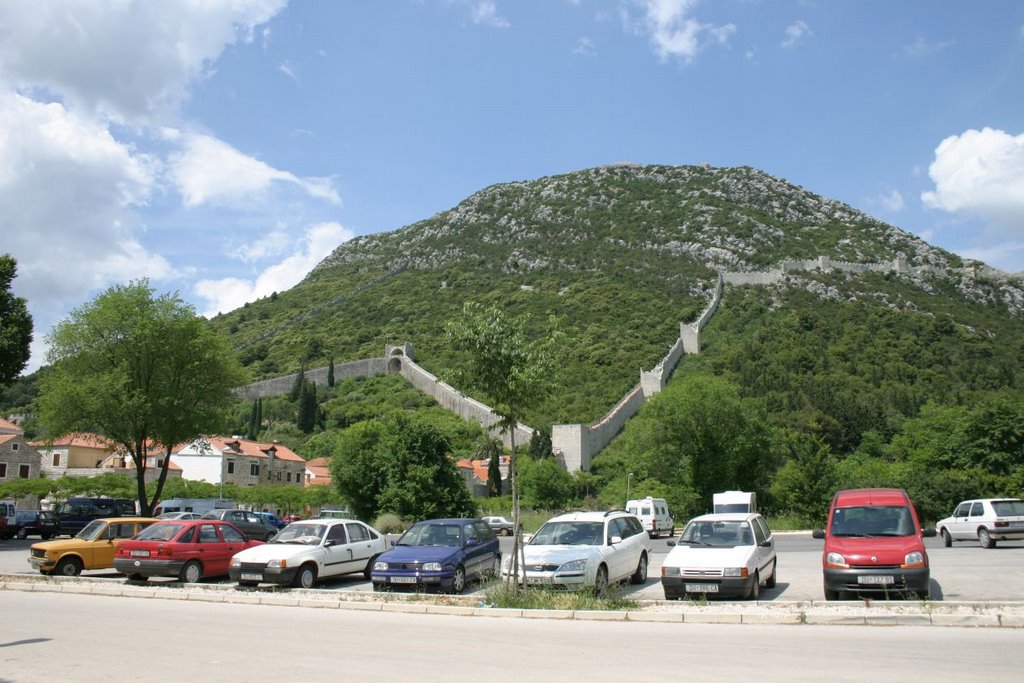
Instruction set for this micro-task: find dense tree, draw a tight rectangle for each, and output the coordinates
[487,448,502,497]
[520,457,574,509]
[768,433,838,524]
[297,381,318,434]
[327,357,335,388]
[329,414,475,520]
[446,302,563,588]
[36,281,247,515]
[0,255,33,386]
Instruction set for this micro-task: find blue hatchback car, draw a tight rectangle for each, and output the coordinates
[371,518,501,594]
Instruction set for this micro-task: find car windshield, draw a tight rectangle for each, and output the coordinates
[136,523,186,542]
[530,521,604,546]
[992,500,1024,516]
[397,523,462,546]
[76,520,108,541]
[677,520,753,547]
[831,505,915,537]
[272,524,326,544]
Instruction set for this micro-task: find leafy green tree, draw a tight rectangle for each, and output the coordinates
[329,414,474,520]
[446,302,563,588]
[0,255,32,386]
[769,433,838,524]
[289,367,307,401]
[528,426,553,459]
[520,457,574,509]
[36,281,246,515]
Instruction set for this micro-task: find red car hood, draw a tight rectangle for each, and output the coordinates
[826,535,926,566]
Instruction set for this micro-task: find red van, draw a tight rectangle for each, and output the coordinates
[812,488,936,600]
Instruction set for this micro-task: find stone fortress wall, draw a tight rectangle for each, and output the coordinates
[239,253,1000,472]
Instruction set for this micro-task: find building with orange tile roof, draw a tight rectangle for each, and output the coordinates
[455,456,509,498]
[303,457,333,487]
[172,436,305,488]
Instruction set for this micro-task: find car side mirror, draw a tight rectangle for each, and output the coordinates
[811,529,825,539]
[667,541,676,547]
[921,528,937,538]
[324,540,334,547]
[390,539,396,546]
[466,539,478,547]
[609,535,622,545]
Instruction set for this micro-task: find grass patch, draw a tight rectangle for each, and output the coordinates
[763,512,815,531]
[482,580,639,611]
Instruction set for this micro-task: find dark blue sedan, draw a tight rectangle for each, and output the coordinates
[371,518,501,594]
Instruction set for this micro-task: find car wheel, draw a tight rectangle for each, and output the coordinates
[630,553,648,585]
[41,533,52,540]
[941,528,952,547]
[179,560,202,583]
[978,527,996,549]
[765,559,777,589]
[294,564,317,589]
[488,555,501,579]
[55,557,82,577]
[15,528,28,539]
[594,565,609,597]
[364,555,379,581]
[747,571,761,600]
[449,566,466,594]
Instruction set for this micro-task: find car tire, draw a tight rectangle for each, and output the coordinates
[487,555,501,579]
[449,565,466,594]
[630,553,648,585]
[179,560,202,583]
[978,528,995,549]
[364,555,379,581]
[41,533,52,540]
[765,559,777,589]
[16,528,28,539]
[824,584,840,601]
[594,565,609,597]
[941,528,952,547]
[55,557,82,577]
[747,571,761,600]
[294,564,317,589]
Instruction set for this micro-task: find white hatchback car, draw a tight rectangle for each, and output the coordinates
[936,498,1024,548]
[661,513,777,600]
[502,510,652,594]
[229,518,388,588]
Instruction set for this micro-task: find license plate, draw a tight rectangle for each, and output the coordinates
[130,550,150,558]
[858,575,894,585]
[526,576,552,585]
[685,583,719,593]
[390,576,417,584]
[240,573,263,581]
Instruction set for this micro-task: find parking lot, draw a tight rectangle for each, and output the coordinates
[3,532,1022,601]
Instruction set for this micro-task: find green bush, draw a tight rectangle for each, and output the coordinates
[373,512,405,534]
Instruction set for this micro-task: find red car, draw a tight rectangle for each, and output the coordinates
[113,519,263,583]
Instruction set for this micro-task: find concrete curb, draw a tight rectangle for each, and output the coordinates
[2,574,1021,628]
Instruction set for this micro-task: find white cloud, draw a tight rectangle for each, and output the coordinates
[170,133,341,207]
[0,0,288,123]
[279,60,298,83]
[573,36,598,57]
[628,0,737,63]
[469,1,510,28]
[902,37,954,58]
[921,127,1024,226]
[781,20,812,48]
[230,229,291,263]
[195,222,354,316]
[877,189,905,212]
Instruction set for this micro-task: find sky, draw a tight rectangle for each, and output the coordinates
[2,0,1023,374]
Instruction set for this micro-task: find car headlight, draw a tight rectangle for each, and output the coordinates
[723,567,749,578]
[662,566,680,577]
[230,557,241,567]
[557,559,587,573]
[373,561,388,571]
[903,551,925,568]
[422,562,443,572]
[266,559,287,569]
[825,552,848,568]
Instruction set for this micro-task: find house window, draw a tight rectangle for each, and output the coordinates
[19,464,30,478]
[11,442,17,451]
[227,460,235,474]
[287,472,292,482]
[250,463,259,477]
[53,453,61,466]
[276,472,281,481]
[0,463,6,478]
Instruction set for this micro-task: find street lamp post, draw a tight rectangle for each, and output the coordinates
[626,472,634,501]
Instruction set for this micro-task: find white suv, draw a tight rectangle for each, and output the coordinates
[936,498,1024,548]
[503,510,652,594]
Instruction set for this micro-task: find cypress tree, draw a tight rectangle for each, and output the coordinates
[254,398,263,438]
[327,357,335,388]
[297,381,318,434]
[247,400,258,439]
[487,449,502,497]
[289,367,306,401]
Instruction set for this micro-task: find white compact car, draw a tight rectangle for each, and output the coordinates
[936,498,1024,548]
[502,510,652,594]
[229,518,387,588]
[661,512,777,600]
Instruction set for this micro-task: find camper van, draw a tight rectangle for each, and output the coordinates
[152,498,234,517]
[626,497,674,538]
[713,491,758,514]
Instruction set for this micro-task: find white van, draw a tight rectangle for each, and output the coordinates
[626,497,674,538]
[713,491,757,514]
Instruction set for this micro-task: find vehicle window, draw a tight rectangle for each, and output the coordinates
[138,523,185,541]
[607,517,628,542]
[327,525,348,544]
[756,516,772,543]
[198,525,221,543]
[679,520,750,547]
[221,525,244,542]
[245,513,261,524]
[969,502,984,517]
[626,506,638,515]
[752,519,767,545]
[626,516,644,537]
[464,523,479,545]
[178,527,196,543]
[475,522,495,540]
[113,523,136,538]
[955,502,971,517]
[346,523,369,543]
[641,507,651,516]
[77,520,107,541]
[530,521,604,546]
[396,523,463,547]
[831,506,914,537]
[991,500,1024,516]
